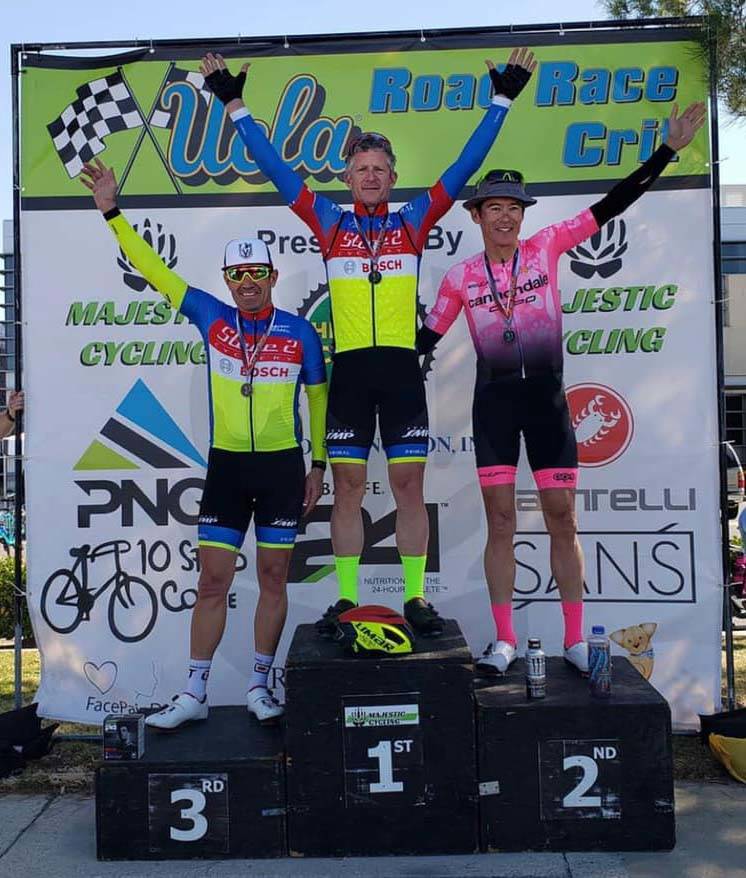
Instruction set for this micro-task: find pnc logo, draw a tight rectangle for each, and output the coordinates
[566,383,634,467]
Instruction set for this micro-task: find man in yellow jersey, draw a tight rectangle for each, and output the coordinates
[81,159,328,729]
[201,49,536,637]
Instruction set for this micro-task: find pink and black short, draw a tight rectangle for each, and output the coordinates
[473,369,577,491]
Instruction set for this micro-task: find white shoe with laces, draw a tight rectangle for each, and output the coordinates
[145,692,208,730]
[475,640,517,675]
[247,687,284,723]
[564,641,589,675]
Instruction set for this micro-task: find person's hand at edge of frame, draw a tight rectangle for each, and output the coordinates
[5,390,23,426]
[302,467,324,517]
[200,53,249,113]
[486,47,537,101]
[79,158,118,213]
[664,102,707,152]
[7,390,23,417]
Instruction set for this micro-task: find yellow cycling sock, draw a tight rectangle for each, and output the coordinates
[335,555,360,604]
[401,554,427,602]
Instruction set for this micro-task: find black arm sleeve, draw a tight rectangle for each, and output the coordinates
[590,143,677,227]
[416,325,443,356]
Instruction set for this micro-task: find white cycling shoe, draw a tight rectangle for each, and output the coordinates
[475,640,517,675]
[145,693,208,730]
[564,641,589,675]
[247,687,284,723]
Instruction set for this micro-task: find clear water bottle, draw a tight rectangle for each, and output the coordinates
[525,638,546,699]
[588,625,612,698]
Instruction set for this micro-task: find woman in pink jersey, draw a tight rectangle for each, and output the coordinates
[418,102,706,675]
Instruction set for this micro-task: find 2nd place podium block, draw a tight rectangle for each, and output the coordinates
[475,656,675,852]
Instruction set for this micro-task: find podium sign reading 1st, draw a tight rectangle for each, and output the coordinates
[342,695,425,806]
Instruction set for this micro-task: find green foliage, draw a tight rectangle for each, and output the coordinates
[0,556,32,642]
[603,1,746,117]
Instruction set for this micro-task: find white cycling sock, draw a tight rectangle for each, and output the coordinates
[184,658,211,702]
[248,651,274,692]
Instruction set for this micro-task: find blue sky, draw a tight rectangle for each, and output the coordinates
[2,0,744,220]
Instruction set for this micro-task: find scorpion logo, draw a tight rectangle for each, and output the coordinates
[566,383,633,467]
[572,394,622,447]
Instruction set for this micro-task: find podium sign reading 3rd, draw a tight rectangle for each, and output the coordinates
[148,773,230,854]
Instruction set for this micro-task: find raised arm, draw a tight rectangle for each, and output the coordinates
[402,49,537,249]
[80,159,189,310]
[201,54,343,249]
[590,102,707,227]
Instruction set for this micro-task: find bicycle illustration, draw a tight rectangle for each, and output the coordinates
[41,540,158,643]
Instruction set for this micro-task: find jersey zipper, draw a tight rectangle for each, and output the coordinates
[249,316,257,450]
[369,215,377,347]
[510,248,526,378]
[515,322,526,379]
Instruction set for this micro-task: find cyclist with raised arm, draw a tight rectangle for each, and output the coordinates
[417,102,706,674]
[201,49,536,637]
[81,159,328,728]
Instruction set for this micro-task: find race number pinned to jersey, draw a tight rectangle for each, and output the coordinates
[539,739,622,821]
[342,694,424,807]
[148,772,229,854]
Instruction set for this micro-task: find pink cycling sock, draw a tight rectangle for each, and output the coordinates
[561,601,584,649]
[491,603,517,647]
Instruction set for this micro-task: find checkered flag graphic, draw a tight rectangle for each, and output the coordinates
[47,71,143,178]
[151,68,212,129]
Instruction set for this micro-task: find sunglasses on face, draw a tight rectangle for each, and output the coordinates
[224,265,273,283]
[344,131,393,159]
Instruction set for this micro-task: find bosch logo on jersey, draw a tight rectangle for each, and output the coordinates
[362,259,403,273]
[249,365,291,379]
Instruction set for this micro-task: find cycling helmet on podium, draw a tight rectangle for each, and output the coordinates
[334,605,414,656]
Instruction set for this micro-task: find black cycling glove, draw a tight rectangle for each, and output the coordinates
[488,63,532,101]
[204,67,247,105]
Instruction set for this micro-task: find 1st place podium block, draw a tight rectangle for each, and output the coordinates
[475,657,675,852]
[96,706,286,860]
[284,620,479,857]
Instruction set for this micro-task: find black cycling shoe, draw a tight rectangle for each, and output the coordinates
[403,597,445,638]
[315,598,357,639]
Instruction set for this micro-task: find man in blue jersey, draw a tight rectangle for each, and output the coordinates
[82,160,328,729]
[200,48,536,637]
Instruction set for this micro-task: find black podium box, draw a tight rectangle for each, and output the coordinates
[285,620,478,857]
[96,706,286,860]
[475,656,674,852]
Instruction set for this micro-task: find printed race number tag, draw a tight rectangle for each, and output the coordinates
[148,772,229,854]
[539,739,622,821]
[342,694,424,807]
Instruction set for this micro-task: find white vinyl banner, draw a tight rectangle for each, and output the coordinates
[23,187,719,730]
